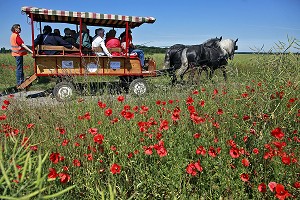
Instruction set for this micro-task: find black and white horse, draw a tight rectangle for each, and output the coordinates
[165,38,238,83]
[184,38,238,81]
[163,37,223,83]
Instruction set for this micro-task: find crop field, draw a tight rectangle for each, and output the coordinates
[0,52,299,199]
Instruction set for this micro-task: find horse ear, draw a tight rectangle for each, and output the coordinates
[235,38,238,43]
[220,36,222,41]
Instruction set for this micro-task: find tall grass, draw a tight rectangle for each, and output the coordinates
[0,41,299,199]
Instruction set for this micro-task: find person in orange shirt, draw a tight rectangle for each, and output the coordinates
[10,24,33,86]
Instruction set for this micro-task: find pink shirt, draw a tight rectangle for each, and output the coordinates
[106,38,121,48]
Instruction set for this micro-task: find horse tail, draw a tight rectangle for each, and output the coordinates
[176,48,188,80]
[163,49,171,69]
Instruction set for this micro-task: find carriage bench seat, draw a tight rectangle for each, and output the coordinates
[35,45,80,56]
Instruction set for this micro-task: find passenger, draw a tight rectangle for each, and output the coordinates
[105,29,121,56]
[92,28,112,58]
[53,29,62,37]
[119,29,145,68]
[76,23,92,52]
[34,25,74,55]
[70,30,77,40]
[92,28,99,42]
[62,28,79,48]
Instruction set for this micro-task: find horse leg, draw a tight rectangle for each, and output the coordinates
[221,66,227,81]
[176,48,188,84]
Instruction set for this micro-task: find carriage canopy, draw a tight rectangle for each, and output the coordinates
[21,6,156,28]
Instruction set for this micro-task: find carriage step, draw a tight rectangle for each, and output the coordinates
[17,74,37,90]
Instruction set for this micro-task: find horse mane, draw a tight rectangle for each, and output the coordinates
[202,37,222,48]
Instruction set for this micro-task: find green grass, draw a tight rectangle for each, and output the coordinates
[0,50,299,199]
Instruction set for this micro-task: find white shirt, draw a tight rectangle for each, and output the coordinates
[92,36,112,57]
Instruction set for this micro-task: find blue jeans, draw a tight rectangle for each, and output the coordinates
[15,56,24,85]
[131,49,144,67]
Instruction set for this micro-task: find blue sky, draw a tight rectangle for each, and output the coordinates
[1,0,299,52]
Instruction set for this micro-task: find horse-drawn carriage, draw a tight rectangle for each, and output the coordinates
[18,6,238,101]
[19,6,157,101]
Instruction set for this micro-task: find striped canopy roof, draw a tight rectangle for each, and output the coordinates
[21,6,156,28]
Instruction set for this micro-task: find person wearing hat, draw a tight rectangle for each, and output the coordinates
[92,28,112,57]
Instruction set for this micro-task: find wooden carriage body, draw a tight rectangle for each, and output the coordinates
[19,6,157,92]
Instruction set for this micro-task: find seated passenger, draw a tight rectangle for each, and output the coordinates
[34,25,74,55]
[105,29,121,56]
[76,23,92,52]
[92,28,112,58]
[53,29,62,37]
[62,28,79,48]
[119,29,145,68]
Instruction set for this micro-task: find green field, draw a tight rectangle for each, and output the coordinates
[0,52,299,199]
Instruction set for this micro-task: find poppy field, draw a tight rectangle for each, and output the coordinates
[0,51,299,199]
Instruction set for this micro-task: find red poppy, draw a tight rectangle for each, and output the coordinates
[198,100,205,107]
[93,134,104,144]
[1,105,8,110]
[48,168,58,179]
[208,146,217,157]
[213,89,218,95]
[144,146,153,155]
[258,183,267,193]
[88,128,98,135]
[275,184,292,200]
[27,123,35,129]
[59,172,70,184]
[192,90,199,95]
[240,173,249,182]
[193,133,201,139]
[268,182,277,192]
[104,108,113,116]
[186,96,194,105]
[73,159,81,167]
[252,148,259,155]
[0,114,7,120]
[49,152,61,164]
[124,111,134,120]
[243,115,250,121]
[293,181,300,188]
[217,108,223,115]
[159,120,169,131]
[271,127,285,140]
[110,163,121,174]
[281,156,291,165]
[229,147,240,158]
[3,100,10,105]
[196,146,206,156]
[117,95,125,102]
[97,101,106,108]
[56,127,66,134]
[242,158,250,167]
[62,139,69,146]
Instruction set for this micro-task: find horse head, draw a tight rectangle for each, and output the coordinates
[202,36,222,48]
[219,38,238,60]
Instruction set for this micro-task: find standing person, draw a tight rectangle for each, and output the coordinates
[92,28,112,57]
[10,24,33,86]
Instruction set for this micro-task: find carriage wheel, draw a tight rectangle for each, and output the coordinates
[53,81,76,102]
[129,78,148,96]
